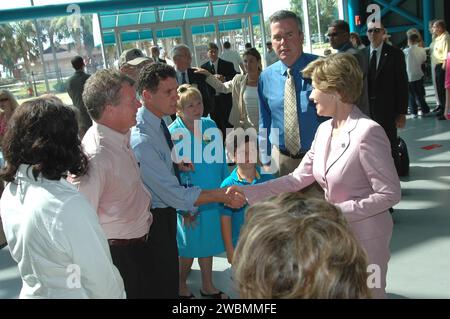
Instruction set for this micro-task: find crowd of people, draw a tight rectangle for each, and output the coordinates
[0,9,449,299]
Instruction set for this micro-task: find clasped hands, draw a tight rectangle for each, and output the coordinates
[224,185,246,209]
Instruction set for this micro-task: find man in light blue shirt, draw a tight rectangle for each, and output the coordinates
[258,10,323,177]
[130,63,245,298]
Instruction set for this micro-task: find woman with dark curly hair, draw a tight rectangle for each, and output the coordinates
[0,95,125,299]
[0,89,19,144]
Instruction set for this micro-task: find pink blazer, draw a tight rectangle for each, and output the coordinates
[245,107,401,241]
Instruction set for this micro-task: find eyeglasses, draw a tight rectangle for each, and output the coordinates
[0,98,9,102]
[367,28,382,34]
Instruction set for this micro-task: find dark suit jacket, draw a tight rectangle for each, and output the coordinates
[201,59,237,123]
[67,69,92,130]
[365,43,408,144]
[186,68,214,116]
[339,42,370,116]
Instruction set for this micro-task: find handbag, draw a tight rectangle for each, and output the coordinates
[395,136,410,176]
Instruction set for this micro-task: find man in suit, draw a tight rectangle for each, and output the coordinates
[201,42,237,138]
[365,21,408,170]
[327,20,370,116]
[171,44,214,118]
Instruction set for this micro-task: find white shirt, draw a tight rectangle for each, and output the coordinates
[370,42,384,69]
[243,85,259,129]
[403,44,427,82]
[0,165,125,299]
[176,70,190,84]
[221,49,243,73]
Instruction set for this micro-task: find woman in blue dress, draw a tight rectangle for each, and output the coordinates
[169,84,229,299]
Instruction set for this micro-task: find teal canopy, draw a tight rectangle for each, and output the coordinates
[0,0,262,45]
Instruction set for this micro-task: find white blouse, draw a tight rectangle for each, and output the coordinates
[0,165,125,299]
[243,85,259,130]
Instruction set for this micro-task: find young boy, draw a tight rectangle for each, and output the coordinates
[403,33,430,117]
[220,130,274,264]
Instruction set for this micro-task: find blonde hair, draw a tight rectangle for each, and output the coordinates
[302,53,363,104]
[176,84,203,116]
[233,192,370,299]
[0,89,19,114]
[406,28,424,47]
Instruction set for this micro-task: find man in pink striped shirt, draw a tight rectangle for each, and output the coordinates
[71,69,153,298]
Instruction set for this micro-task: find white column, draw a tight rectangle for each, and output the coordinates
[302,0,312,53]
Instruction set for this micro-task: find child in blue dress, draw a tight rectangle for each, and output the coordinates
[169,84,229,299]
[220,130,274,264]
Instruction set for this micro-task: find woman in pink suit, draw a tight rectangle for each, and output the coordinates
[444,52,450,120]
[239,53,401,298]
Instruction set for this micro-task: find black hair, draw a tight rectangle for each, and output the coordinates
[137,62,176,95]
[0,96,88,182]
[71,56,84,70]
[330,20,350,34]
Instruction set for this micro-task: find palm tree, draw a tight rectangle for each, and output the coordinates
[12,21,39,88]
[0,24,15,75]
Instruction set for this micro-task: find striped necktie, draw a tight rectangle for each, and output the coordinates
[284,68,301,155]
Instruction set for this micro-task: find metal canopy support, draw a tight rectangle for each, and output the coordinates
[258,0,267,65]
[350,0,431,45]
[96,13,108,69]
[302,0,312,54]
[314,0,322,44]
[248,15,255,47]
[152,7,160,45]
[208,1,220,45]
[359,0,425,34]
[374,0,422,25]
[114,27,123,58]
[347,0,359,33]
[30,0,50,93]
[338,0,346,20]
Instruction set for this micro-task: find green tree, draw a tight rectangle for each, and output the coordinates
[40,18,69,84]
[12,21,39,87]
[0,24,15,75]
[290,0,338,42]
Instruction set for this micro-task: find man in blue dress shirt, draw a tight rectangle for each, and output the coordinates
[258,10,322,177]
[130,63,245,298]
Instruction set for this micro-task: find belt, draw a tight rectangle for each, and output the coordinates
[278,147,305,159]
[108,234,148,247]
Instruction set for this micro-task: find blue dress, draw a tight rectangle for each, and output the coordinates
[169,117,227,258]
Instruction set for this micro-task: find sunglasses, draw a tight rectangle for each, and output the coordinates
[367,28,382,34]
[0,98,9,102]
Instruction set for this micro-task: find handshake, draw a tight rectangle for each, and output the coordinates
[182,162,246,210]
[185,185,246,229]
[224,185,246,209]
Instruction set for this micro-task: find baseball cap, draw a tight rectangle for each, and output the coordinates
[119,48,152,68]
